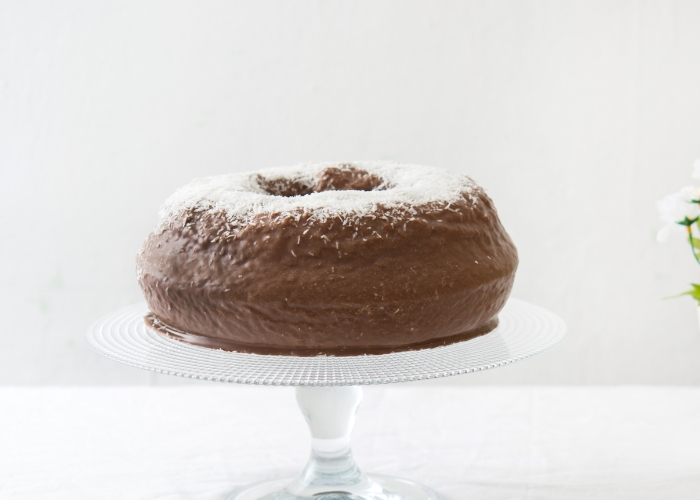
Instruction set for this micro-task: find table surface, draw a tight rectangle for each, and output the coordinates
[1,386,699,500]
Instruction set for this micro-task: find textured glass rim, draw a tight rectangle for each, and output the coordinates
[86,298,566,386]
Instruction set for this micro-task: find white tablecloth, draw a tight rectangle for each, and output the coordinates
[1,386,699,499]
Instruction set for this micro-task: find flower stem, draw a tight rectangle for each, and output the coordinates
[687,225,700,265]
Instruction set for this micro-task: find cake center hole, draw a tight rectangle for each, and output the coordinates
[259,165,386,197]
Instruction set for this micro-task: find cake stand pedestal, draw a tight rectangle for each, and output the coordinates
[87,299,565,500]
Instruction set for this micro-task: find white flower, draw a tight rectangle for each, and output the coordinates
[656,186,700,241]
[693,159,700,180]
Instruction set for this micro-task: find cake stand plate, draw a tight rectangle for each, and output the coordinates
[87,299,566,500]
[87,299,564,386]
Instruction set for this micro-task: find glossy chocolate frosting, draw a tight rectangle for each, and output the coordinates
[137,164,518,355]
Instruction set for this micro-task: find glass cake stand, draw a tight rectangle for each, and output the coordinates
[86,298,566,500]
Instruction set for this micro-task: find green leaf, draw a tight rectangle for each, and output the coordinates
[692,238,700,253]
[668,283,700,306]
[678,216,699,226]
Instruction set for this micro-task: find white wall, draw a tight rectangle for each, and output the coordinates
[2,0,700,385]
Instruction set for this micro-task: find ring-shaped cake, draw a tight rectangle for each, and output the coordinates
[136,162,518,355]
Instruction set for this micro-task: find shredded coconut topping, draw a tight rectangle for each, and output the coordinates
[159,161,480,227]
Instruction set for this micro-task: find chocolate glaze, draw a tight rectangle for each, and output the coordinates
[137,166,518,356]
[145,313,498,356]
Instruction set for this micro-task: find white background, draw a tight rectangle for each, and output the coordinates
[2,0,700,385]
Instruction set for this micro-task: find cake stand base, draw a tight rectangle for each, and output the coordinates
[226,476,439,500]
[224,386,440,500]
